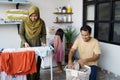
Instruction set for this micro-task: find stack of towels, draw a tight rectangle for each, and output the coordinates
[6,9,28,21]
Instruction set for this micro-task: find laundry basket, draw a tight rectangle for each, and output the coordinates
[65,65,91,80]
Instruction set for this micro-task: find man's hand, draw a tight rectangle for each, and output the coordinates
[67,60,73,69]
[67,48,75,69]
[79,59,87,67]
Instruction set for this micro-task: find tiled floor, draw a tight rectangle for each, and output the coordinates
[40,66,66,80]
[97,68,120,80]
[40,66,120,80]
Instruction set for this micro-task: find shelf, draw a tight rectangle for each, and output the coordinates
[0,1,30,4]
[0,21,22,33]
[53,12,73,24]
[54,22,73,23]
[0,1,30,34]
[0,1,30,9]
[0,21,22,25]
[54,12,73,14]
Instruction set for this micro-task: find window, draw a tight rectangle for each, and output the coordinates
[85,0,94,2]
[97,23,110,41]
[98,3,111,21]
[115,1,120,20]
[113,23,120,43]
[87,5,95,20]
[83,0,120,45]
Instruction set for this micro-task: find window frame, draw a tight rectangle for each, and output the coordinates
[83,0,120,45]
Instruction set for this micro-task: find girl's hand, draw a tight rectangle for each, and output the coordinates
[24,42,30,48]
[54,49,57,54]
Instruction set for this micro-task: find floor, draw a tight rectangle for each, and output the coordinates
[40,66,120,80]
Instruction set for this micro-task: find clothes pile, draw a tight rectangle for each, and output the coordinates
[65,60,91,80]
[6,9,28,21]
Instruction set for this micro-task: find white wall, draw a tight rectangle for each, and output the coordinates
[70,0,83,32]
[0,25,20,48]
[99,42,120,76]
[0,4,21,48]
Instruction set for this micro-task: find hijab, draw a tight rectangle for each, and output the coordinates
[24,6,43,39]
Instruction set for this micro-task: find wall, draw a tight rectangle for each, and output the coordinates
[99,42,120,76]
[0,0,120,76]
[0,4,21,48]
[0,25,20,48]
[70,0,83,32]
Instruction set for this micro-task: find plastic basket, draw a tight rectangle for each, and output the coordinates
[65,65,91,80]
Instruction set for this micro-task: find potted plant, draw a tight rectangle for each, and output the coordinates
[64,27,78,49]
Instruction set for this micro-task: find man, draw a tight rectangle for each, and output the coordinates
[68,25,101,80]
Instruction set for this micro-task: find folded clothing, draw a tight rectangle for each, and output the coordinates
[6,14,28,21]
[6,9,28,21]
[6,9,28,14]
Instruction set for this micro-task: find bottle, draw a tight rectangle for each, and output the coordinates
[63,16,67,22]
[67,5,72,13]
[67,15,72,22]
[58,7,62,13]
[55,17,59,22]
[62,6,67,13]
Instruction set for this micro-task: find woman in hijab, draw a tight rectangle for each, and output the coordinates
[19,6,46,80]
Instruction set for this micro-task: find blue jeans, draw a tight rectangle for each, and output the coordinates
[89,65,98,80]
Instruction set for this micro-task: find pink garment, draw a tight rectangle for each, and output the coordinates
[53,36,64,62]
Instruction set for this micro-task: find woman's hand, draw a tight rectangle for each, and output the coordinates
[41,42,46,46]
[24,42,30,48]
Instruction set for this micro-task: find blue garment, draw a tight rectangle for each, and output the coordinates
[0,48,4,53]
[89,65,98,80]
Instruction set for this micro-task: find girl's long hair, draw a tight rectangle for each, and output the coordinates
[55,28,64,42]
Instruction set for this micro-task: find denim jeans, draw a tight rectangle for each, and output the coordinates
[89,65,98,80]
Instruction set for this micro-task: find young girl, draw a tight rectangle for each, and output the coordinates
[53,28,64,73]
